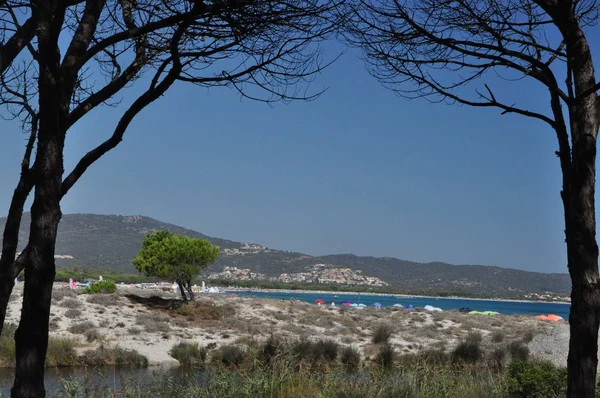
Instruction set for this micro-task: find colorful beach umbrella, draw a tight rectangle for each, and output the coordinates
[392,304,404,308]
[230,293,238,297]
[547,314,564,321]
[358,304,367,307]
[341,302,352,307]
[315,299,325,304]
[406,305,415,310]
[482,311,499,316]
[537,314,563,322]
[373,302,382,308]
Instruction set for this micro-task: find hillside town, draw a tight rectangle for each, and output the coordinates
[523,292,571,302]
[208,264,389,287]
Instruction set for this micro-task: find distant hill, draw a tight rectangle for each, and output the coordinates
[0,213,571,297]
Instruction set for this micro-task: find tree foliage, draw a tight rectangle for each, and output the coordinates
[0,0,342,395]
[346,0,600,396]
[133,231,219,300]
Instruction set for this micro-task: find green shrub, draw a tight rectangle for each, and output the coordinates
[80,346,148,367]
[317,339,339,362]
[375,343,395,370]
[491,330,505,343]
[61,298,82,309]
[86,293,120,306]
[0,323,17,364]
[68,321,95,335]
[508,341,530,362]
[372,323,393,344]
[83,280,117,294]
[292,339,317,363]
[170,342,207,366]
[466,331,483,345]
[259,336,283,364]
[452,340,482,364]
[64,308,82,319]
[340,346,361,372]
[507,360,567,398]
[46,338,78,367]
[421,347,450,366]
[85,329,104,343]
[51,288,76,302]
[216,345,245,367]
[489,346,508,369]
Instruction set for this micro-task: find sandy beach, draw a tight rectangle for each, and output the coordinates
[2,283,575,368]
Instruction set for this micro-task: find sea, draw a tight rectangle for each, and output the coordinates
[228,290,571,320]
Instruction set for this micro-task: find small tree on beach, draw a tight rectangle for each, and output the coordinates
[133,231,220,301]
[0,0,342,394]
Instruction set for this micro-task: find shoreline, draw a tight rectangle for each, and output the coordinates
[223,287,571,305]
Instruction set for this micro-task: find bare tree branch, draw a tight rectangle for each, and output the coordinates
[0,17,35,74]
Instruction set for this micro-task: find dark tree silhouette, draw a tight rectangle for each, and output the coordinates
[347,0,599,396]
[0,0,342,396]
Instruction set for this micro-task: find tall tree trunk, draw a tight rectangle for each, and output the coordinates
[556,14,600,398]
[0,120,37,334]
[11,136,64,398]
[565,184,600,398]
[565,122,600,397]
[11,2,65,393]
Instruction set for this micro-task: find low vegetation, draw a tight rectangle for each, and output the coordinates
[170,342,207,366]
[86,293,121,306]
[79,346,148,367]
[54,337,570,398]
[84,280,117,294]
[68,321,96,335]
[372,323,393,344]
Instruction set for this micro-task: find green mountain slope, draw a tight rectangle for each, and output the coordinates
[0,213,571,297]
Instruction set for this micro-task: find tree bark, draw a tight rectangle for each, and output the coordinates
[0,118,37,335]
[0,177,34,333]
[11,138,64,398]
[177,280,188,301]
[564,126,600,398]
[11,134,64,398]
[560,16,600,398]
[11,1,65,395]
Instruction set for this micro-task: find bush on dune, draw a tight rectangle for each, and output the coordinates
[372,323,393,344]
[79,346,148,367]
[84,280,117,294]
[507,360,567,398]
[46,338,78,367]
[170,342,207,366]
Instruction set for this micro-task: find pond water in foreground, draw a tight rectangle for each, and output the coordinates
[228,290,571,320]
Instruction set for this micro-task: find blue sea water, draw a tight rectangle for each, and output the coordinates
[228,290,571,320]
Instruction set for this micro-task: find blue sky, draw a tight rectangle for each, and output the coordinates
[0,34,596,274]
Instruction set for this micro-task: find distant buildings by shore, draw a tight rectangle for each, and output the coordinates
[208,265,389,287]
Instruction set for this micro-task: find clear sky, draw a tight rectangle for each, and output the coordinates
[1,35,598,275]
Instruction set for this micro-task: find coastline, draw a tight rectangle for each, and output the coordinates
[223,287,571,305]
